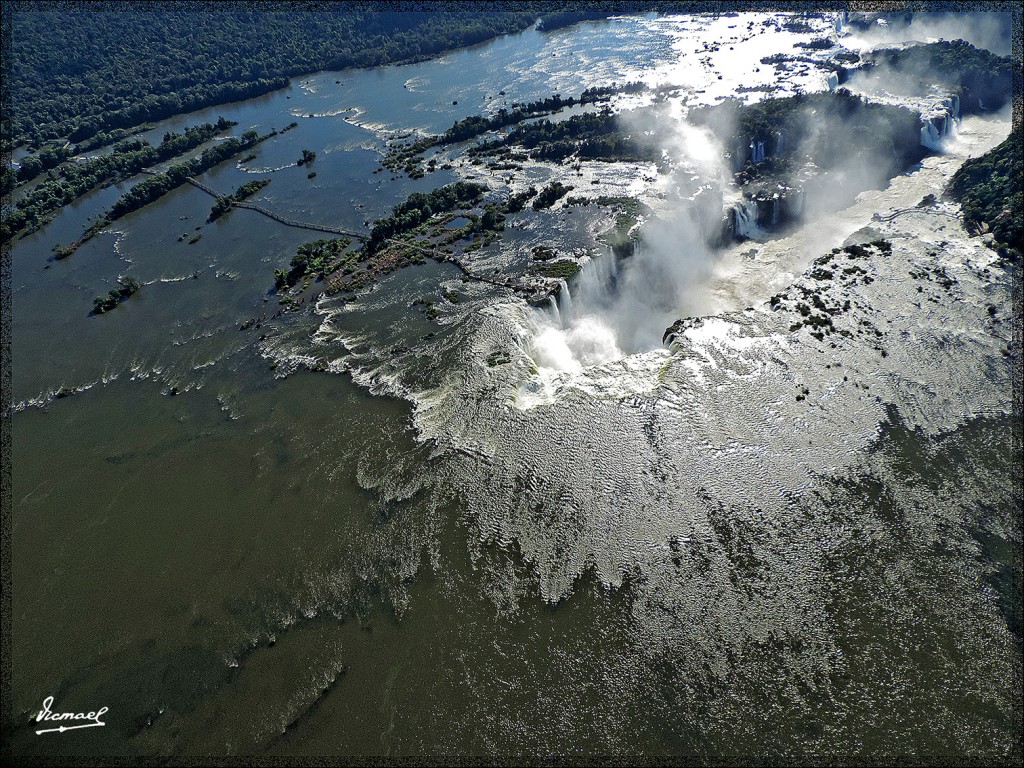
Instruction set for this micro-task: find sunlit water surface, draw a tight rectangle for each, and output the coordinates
[8,12,1020,760]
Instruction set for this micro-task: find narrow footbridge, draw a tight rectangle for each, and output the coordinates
[173,173,367,240]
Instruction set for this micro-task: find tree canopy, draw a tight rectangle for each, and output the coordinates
[948,127,1022,258]
[8,9,547,149]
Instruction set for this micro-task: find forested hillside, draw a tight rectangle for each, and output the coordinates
[948,127,1022,258]
[7,9,558,149]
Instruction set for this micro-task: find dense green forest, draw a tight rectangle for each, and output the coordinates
[276,238,354,290]
[690,89,924,176]
[473,106,658,163]
[948,127,1022,258]
[8,9,562,150]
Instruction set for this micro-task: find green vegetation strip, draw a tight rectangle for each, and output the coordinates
[276,238,353,290]
[92,276,140,315]
[55,127,278,258]
[863,40,1012,114]
[383,85,646,177]
[948,127,1022,260]
[2,118,237,242]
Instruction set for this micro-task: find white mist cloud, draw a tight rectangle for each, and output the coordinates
[529,109,738,370]
[842,12,1011,56]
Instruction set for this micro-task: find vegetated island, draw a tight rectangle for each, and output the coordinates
[208,179,272,222]
[858,39,1013,114]
[53,125,284,259]
[380,83,649,178]
[273,40,1011,314]
[92,276,140,315]
[2,117,238,242]
[268,180,649,315]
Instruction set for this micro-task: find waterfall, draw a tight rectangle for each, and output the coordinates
[749,140,765,164]
[826,71,839,91]
[771,196,780,226]
[563,245,620,310]
[541,247,621,334]
[920,96,962,151]
[547,295,562,327]
[943,96,961,136]
[557,279,574,322]
[732,199,758,239]
[920,117,944,151]
[733,142,748,171]
[774,131,785,154]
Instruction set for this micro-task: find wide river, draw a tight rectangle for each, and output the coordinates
[8,12,1020,759]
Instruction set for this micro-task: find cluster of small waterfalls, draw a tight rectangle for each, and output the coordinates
[527,75,964,378]
[533,245,627,372]
[920,93,961,150]
[722,185,807,241]
[733,130,788,170]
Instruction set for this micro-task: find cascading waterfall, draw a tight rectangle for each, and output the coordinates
[942,96,958,121]
[732,199,759,238]
[529,245,629,373]
[733,141,749,171]
[547,295,562,327]
[527,120,737,372]
[574,244,620,303]
[749,140,766,164]
[920,118,944,150]
[557,279,574,322]
[919,95,962,151]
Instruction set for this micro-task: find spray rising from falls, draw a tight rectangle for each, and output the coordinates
[528,122,739,374]
[531,246,624,373]
[530,198,729,373]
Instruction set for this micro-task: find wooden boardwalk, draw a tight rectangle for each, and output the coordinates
[178,174,367,240]
[142,170,550,297]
